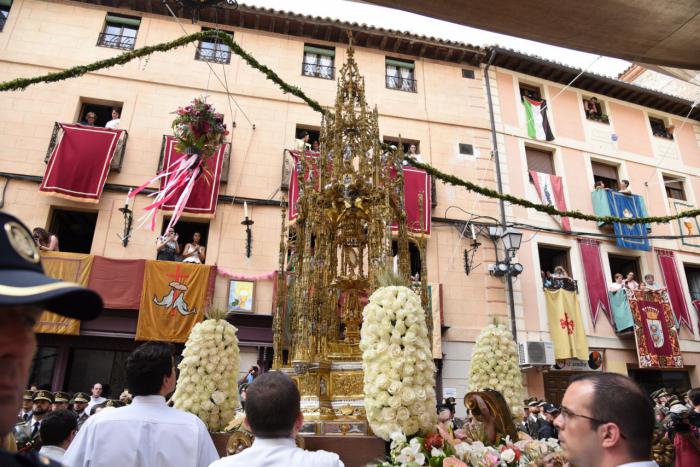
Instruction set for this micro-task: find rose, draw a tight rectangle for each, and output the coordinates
[500,448,516,463]
[423,432,444,451]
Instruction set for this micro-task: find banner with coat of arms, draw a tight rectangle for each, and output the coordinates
[135,261,212,342]
[627,289,683,368]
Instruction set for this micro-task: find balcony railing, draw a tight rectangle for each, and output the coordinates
[96,32,136,51]
[301,62,335,80]
[585,113,610,124]
[45,122,129,172]
[195,42,231,64]
[543,278,578,293]
[386,75,418,93]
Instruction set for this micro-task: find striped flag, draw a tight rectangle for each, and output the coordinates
[530,170,571,230]
[523,97,555,141]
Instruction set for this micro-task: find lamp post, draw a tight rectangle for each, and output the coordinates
[488,227,524,340]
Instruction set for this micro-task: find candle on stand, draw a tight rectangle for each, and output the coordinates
[470,224,476,240]
[393,255,398,273]
[125,189,132,209]
[244,201,249,219]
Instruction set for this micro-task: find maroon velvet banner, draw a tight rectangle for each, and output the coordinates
[160,136,228,216]
[578,239,612,327]
[394,167,432,235]
[40,124,124,202]
[288,150,320,222]
[87,256,145,310]
[628,290,683,368]
[656,249,694,331]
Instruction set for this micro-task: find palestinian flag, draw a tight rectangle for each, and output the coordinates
[523,97,555,141]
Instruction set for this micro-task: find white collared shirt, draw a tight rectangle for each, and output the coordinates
[617,462,659,467]
[209,437,344,467]
[85,396,106,414]
[39,444,66,463]
[63,395,219,467]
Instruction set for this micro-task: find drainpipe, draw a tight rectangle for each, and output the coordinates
[484,48,518,342]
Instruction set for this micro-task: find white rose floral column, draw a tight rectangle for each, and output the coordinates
[172,308,240,432]
[360,284,437,441]
[468,322,525,419]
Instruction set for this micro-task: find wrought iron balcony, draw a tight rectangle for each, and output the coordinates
[543,278,578,293]
[385,75,418,93]
[45,122,129,172]
[301,62,335,80]
[195,42,231,64]
[96,32,136,50]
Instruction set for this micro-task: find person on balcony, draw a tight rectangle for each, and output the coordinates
[80,112,97,126]
[156,228,180,262]
[311,140,319,153]
[541,270,553,288]
[624,272,639,290]
[642,273,665,291]
[105,109,121,129]
[609,272,635,332]
[295,132,310,152]
[181,232,206,264]
[32,228,59,252]
[619,179,632,194]
[594,180,606,190]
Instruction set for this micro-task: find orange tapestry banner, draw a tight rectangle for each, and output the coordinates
[135,261,212,343]
[35,252,94,335]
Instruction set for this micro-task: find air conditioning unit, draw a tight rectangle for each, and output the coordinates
[518,341,555,366]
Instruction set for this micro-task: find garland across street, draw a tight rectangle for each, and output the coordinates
[2,29,698,227]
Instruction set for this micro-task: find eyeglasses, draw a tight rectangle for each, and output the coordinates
[559,405,627,439]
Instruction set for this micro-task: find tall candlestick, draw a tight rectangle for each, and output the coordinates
[244,201,249,218]
[470,224,476,240]
[125,189,132,208]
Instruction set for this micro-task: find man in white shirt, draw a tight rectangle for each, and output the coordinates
[64,342,219,467]
[38,409,77,463]
[209,371,344,467]
[84,383,106,415]
[554,373,657,467]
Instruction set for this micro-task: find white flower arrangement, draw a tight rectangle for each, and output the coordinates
[468,323,524,420]
[172,308,240,432]
[360,285,437,441]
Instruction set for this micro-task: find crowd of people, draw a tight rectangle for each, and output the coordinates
[609,271,666,293]
[541,266,575,290]
[594,178,633,194]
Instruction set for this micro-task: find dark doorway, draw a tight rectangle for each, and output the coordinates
[538,245,571,277]
[160,218,210,260]
[608,254,640,282]
[29,347,57,390]
[628,369,692,396]
[64,348,130,396]
[78,102,122,127]
[295,125,320,149]
[50,209,98,254]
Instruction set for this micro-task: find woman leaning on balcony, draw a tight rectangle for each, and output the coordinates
[32,227,59,251]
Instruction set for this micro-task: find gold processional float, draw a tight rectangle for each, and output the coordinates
[271,44,430,436]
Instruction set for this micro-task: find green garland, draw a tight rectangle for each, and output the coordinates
[405,156,700,225]
[0,30,327,115]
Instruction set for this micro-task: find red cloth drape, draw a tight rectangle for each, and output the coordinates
[87,257,145,309]
[288,150,320,222]
[159,136,227,216]
[40,124,124,202]
[396,167,432,235]
[656,249,694,331]
[578,239,612,327]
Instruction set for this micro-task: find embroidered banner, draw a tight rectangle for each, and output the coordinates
[606,191,650,251]
[544,288,589,360]
[35,252,95,335]
[87,257,145,309]
[159,136,228,217]
[656,249,694,331]
[628,290,683,368]
[673,199,700,248]
[135,261,212,342]
[40,124,124,202]
[530,170,571,231]
[578,239,612,327]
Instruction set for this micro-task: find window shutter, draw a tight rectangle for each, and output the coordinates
[525,147,554,175]
[591,162,618,180]
[386,58,415,69]
[304,45,335,57]
[105,14,141,27]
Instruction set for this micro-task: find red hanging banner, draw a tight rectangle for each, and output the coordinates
[578,238,612,328]
[628,290,683,368]
[40,124,124,202]
[159,136,228,217]
[656,249,694,332]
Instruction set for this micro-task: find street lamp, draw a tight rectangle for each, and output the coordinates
[501,228,523,259]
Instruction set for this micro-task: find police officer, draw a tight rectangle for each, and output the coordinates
[71,393,90,430]
[17,390,34,423]
[52,392,70,412]
[0,212,103,466]
[15,390,53,452]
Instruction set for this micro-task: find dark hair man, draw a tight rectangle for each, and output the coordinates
[38,410,77,463]
[0,212,103,467]
[209,372,343,467]
[64,342,219,467]
[554,372,655,467]
[71,393,90,430]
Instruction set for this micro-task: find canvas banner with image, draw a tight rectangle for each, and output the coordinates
[228,280,255,312]
[673,199,700,248]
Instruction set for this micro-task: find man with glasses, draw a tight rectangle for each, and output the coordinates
[554,373,656,467]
